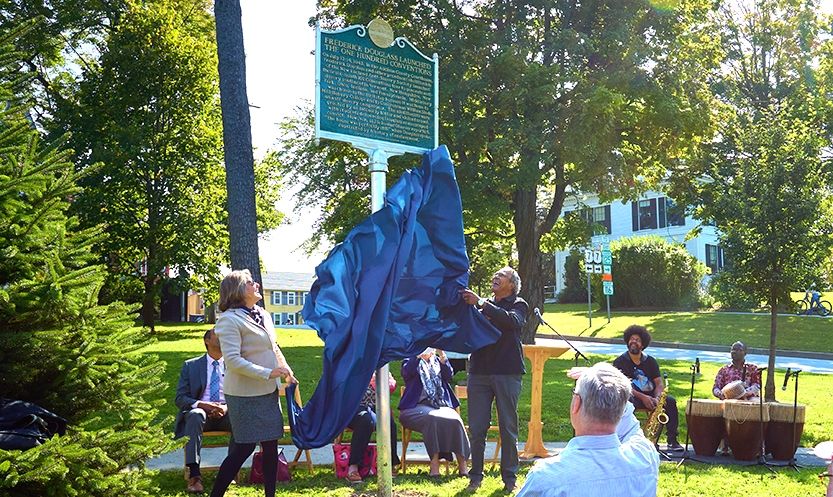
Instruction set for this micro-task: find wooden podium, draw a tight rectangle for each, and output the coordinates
[519,343,569,459]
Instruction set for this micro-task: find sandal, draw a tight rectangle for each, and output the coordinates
[346,470,362,483]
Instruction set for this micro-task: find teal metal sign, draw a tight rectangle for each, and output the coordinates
[315,21,438,155]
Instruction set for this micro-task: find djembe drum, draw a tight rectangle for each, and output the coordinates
[765,402,806,461]
[686,399,724,457]
[721,380,746,400]
[724,400,768,461]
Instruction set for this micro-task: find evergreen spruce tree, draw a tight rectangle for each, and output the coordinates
[0,21,170,496]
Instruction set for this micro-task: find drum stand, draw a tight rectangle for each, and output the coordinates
[745,368,776,474]
[675,361,707,467]
[783,370,804,472]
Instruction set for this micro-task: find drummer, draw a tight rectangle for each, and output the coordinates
[712,341,761,401]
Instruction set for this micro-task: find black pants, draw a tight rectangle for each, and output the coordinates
[346,408,401,468]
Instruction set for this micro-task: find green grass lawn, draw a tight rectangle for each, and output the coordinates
[144,463,828,496]
[541,303,833,353]
[140,308,833,495]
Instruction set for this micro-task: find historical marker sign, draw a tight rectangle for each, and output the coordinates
[315,19,438,155]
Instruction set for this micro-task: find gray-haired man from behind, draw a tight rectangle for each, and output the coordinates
[517,363,659,497]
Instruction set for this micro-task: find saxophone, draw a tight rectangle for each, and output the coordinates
[644,372,669,443]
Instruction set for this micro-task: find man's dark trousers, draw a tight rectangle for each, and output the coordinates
[183,408,235,467]
[467,373,522,486]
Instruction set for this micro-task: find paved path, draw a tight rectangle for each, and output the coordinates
[146,439,829,473]
[536,335,833,374]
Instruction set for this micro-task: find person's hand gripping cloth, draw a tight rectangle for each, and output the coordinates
[286,145,501,448]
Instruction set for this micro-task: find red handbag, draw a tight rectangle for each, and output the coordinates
[249,448,291,484]
[333,443,377,478]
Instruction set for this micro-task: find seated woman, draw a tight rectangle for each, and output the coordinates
[344,371,401,483]
[399,348,470,477]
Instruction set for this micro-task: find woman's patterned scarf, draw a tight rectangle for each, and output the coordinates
[418,356,449,408]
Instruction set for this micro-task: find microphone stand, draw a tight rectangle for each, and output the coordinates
[744,367,776,474]
[784,370,804,472]
[535,310,590,367]
[535,310,588,439]
[675,361,707,467]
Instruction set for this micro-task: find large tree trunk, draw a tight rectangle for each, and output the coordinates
[215,0,262,286]
[514,187,543,344]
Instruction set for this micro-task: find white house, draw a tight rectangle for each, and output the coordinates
[552,190,724,295]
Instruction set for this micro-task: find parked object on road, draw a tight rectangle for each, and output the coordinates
[796,290,831,316]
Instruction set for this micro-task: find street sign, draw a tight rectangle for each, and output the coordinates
[603,281,614,296]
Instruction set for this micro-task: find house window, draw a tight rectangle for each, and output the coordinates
[300,292,306,306]
[563,205,611,235]
[271,291,282,306]
[658,197,685,228]
[296,311,303,324]
[272,312,280,324]
[285,314,295,325]
[706,244,724,274]
[589,206,611,235]
[632,199,658,231]
[287,292,296,306]
[632,197,684,231]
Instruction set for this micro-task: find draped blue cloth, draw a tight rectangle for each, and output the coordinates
[285,145,501,449]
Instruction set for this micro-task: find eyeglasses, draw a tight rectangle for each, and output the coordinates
[245,280,256,286]
[571,387,581,399]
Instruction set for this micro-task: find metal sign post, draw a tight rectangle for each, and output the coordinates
[584,247,602,327]
[315,18,439,497]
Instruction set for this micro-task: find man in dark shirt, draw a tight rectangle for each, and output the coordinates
[460,267,528,492]
[612,325,684,452]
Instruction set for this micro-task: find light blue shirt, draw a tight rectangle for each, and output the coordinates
[517,403,659,497]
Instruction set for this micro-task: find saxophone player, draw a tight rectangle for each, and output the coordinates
[613,325,684,452]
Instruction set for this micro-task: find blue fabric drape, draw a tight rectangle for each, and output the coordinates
[285,145,501,449]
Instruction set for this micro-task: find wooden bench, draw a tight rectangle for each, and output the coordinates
[182,383,314,479]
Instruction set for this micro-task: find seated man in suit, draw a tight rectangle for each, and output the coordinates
[174,328,234,494]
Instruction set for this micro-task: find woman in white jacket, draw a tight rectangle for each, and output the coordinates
[210,269,298,497]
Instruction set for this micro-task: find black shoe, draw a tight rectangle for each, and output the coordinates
[668,441,685,452]
[466,479,481,492]
[504,482,518,493]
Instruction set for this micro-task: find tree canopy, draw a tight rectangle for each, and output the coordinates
[666,0,833,400]
[278,0,718,341]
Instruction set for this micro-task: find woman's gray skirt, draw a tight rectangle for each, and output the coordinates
[225,389,283,444]
[399,404,470,458]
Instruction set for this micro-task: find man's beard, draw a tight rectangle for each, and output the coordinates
[628,344,641,355]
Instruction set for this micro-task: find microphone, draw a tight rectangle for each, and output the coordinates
[534,307,547,326]
[782,368,791,390]
[695,358,700,375]
[758,366,767,373]
[742,364,747,382]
